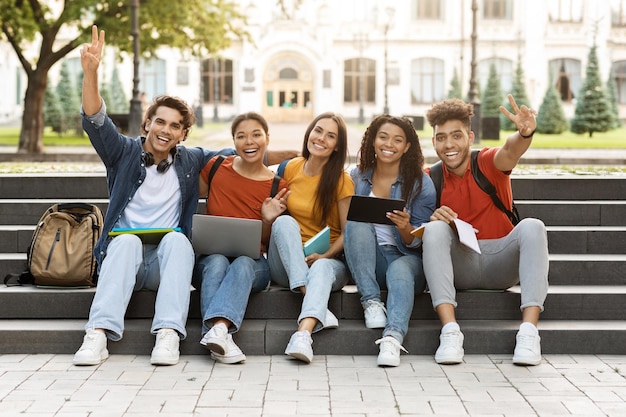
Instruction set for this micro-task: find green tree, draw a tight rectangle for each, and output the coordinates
[447,69,463,99]
[43,77,63,135]
[0,0,246,153]
[108,66,129,114]
[56,60,81,135]
[606,68,621,128]
[570,45,615,137]
[536,74,569,134]
[501,58,531,130]
[481,63,503,117]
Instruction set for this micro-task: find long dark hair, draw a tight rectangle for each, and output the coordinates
[357,115,424,202]
[301,112,349,227]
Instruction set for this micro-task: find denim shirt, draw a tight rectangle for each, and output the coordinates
[82,106,234,267]
[349,166,436,254]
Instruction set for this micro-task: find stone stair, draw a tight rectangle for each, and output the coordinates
[1,173,625,357]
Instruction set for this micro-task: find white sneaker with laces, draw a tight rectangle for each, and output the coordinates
[200,323,229,355]
[513,323,542,366]
[323,309,339,329]
[363,299,387,329]
[284,330,314,363]
[375,336,408,367]
[73,329,109,366]
[150,329,180,366]
[210,333,247,364]
[435,326,464,364]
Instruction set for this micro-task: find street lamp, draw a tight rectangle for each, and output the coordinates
[212,58,219,122]
[128,0,142,138]
[382,7,395,115]
[353,33,369,124]
[468,0,481,143]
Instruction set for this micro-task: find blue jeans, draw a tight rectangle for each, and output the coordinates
[344,221,425,343]
[268,216,349,333]
[193,254,270,335]
[422,218,549,311]
[86,232,194,341]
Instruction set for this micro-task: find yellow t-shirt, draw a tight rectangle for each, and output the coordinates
[282,157,354,245]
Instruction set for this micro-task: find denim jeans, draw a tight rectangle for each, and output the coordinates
[193,254,270,336]
[268,216,349,333]
[422,218,549,311]
[344,221,425,343]
[86,232,195,341]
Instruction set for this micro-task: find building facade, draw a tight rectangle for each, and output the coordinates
[3,0,626,126]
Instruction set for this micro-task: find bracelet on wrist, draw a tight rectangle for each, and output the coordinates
[520,128,536,139]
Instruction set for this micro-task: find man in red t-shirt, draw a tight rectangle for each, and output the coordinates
[423,94,549,366]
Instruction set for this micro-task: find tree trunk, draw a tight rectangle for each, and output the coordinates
[17,71,48,154]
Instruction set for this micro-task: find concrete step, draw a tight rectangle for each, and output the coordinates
[0,318,624,355]
[3,253,626,287]
[1,285,625,321]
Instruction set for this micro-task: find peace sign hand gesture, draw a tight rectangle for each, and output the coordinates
[499,94,537,138]
[80,25,105,73]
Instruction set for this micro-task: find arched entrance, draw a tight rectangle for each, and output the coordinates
[263,52,314,122]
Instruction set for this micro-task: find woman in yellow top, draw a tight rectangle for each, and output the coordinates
[268,112,354,363]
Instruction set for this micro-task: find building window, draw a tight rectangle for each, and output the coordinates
[549,58,581,102]
[140,58,167,100]
[611,0,626,26]
[548,0,583,23]
[415,0,443,20]
[344,58,376,103]
[478,57,513,94]
[177,66,189,86]
[410,58,444,104]
[482,0,512,20]
[279,68,298,80]
[612,61,626,104]
[201,58,233,104]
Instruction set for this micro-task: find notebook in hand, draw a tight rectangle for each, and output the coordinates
[303,226,330,257]
[191,214,262,259]
[347,195,405,225]
[108,227,182,245]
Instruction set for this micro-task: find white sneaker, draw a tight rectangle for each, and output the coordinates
[73,329,109,366]
[513,324,542,366]
[150,329,180,366]
[285,330,313,363]
[210,333,246,364]
[200,323,229,355]
[375,336,408,367]
[363,299,387,329]
[323,309,339,329]
[435,326,464,364]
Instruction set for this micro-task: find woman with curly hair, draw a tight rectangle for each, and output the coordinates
[343,115,435,367]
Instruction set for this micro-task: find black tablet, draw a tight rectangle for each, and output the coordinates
[347,195,405,225]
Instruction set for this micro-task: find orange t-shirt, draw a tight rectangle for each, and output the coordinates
[432,147,514,240]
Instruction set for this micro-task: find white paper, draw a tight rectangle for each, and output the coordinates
[453,218,481,254]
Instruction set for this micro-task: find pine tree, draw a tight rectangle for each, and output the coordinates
[481,63,503,117]
[447,69,463,99]
[43,77,63,135]
[109,66,129,113]
[501,58,531,130]
[606,68,622,128]
[55,60,81,134]
[570,45,615,137]
[536,74,569,134]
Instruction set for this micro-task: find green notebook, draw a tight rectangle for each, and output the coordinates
[108,227,182,244]
[303,226,330,257]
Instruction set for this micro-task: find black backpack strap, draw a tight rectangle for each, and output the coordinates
[270,175,281,198]
[429,161,443,208]
[276,159,290,178]
[470,150,520,225]
[206,155,226,195]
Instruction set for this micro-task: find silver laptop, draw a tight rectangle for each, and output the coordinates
[191,214,262,259]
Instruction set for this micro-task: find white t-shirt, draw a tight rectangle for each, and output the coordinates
[370,191,396,247]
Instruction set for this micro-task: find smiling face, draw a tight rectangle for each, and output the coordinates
[232,119,269,165]
[306,117,339,161]
[432,119,474,177]
[143,106,186,160]
[373,122,410,165]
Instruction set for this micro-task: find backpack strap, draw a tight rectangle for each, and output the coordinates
[470,150,520,225]
[276,159,290,178]
[429,160,443,208]
[206,155,226,195]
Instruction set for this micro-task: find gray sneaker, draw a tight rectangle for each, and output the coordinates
[285,330,313,363]
[363,299,387,329]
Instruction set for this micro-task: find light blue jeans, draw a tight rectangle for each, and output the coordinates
[193,254,270,336]
[344,221,425,343]
[422,218,549,311]
[86,232,195,341]
[268,216,349,333]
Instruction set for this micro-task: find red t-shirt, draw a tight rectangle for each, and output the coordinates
[431,147,514,240]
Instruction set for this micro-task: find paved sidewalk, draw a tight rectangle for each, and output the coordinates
[1,353,625,416]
